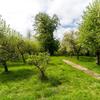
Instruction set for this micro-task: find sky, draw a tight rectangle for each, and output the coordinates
[0,0,92,39]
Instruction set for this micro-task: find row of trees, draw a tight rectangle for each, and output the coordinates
[0,13,59,79]
[33,0,100,66]
[61,31,81,59]
[60,0,100,65]
[0,16,41,72]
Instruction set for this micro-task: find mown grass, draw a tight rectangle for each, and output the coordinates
[0,56,100,100]
[66,56,100,74]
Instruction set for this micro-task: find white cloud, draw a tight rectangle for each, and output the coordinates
[0,0,92,37]
[47,0,91,25]
[0,0,44,35]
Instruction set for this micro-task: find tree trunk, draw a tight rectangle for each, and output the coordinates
[86,50,90,56]
[28,52,31,55]
[76,46,81,60]
[17,45,26,63]
[96,49,100,65]
[40,70,48,80]
[77,53,79,60]
[36,65,48,80]
[2,61,8,72]
[70,52,73,58]
[21,54,26,63]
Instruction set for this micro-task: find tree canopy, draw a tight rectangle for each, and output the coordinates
[79,0,100,64]
[34,12,60,55]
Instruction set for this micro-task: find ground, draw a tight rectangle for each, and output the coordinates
[63,59,100,79]
[0,56,100,100]
[66,56,100,74]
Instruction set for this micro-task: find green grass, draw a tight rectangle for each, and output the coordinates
[0,56,100,100]
[66,56,100,74]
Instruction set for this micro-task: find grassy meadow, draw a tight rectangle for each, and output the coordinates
[0,56,100,100]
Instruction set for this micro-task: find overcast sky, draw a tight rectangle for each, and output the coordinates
[0,0,92,38]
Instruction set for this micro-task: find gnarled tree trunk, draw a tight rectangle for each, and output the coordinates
[37,65,48,80]
[40,70,47,80]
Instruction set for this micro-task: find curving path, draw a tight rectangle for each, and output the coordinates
[63,59,100,80]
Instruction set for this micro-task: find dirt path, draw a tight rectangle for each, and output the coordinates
[63,59,100,80]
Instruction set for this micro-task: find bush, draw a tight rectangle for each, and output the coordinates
[26,52,50,80]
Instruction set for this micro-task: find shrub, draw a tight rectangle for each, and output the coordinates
[27,52,50,80]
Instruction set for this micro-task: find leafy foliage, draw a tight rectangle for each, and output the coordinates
[0,17,18,72]
[34,12,60,55]
[0,16,41,72]
[79,0,100,49]
[27,52,50,80]
[61,31,81,59]
[79,0,100,64]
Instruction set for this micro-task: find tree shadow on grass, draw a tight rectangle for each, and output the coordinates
[48,76,62,86]
[79,56,95,62]
[0,69,34,83]
[49,62,63,66]
[49,62,57,66]
[8,63,25,67]
[41,76,62,87]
